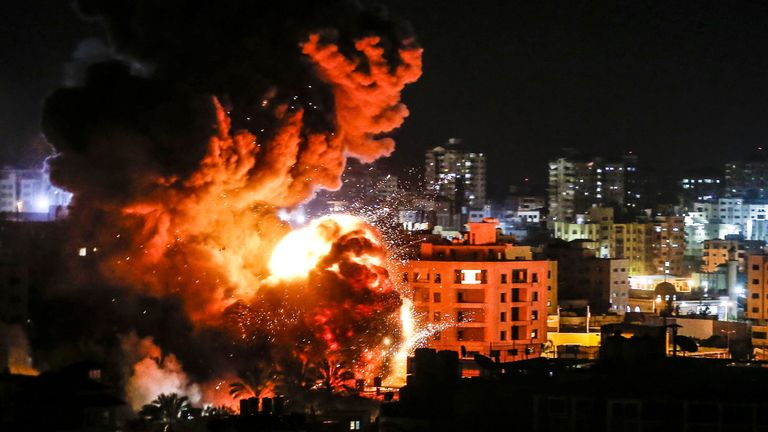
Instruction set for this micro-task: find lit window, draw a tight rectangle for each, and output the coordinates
[78,247,87,257]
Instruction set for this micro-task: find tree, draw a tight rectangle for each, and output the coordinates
[229,364,275,400]
[315,359,355,394]
[149,393,190,431]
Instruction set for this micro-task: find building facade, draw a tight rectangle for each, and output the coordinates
[648,216,686,276]
[725,160,768,200]
[547,154,637,223]
[425,138,487,210]
[0,168,72,215]
[407,220,552,362]
[747,255,768,321]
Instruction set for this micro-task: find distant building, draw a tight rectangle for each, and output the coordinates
[612,222,651,275]
[407,219,553,362]
[702,238,765,273]
[648,215,686,276]
[692,198,768,241]
[678,171,722,208]
[747,255,768,321]
[547,153,638,223]
[544,241,628,313]
[424,138,487,210]
[725,160,768,200]
[0,167,72,217]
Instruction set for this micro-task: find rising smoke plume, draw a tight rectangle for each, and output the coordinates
[41,0,420,408]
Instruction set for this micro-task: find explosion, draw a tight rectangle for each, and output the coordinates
[40,0,421,410]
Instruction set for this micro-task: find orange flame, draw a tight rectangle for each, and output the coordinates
[97,33,421,406]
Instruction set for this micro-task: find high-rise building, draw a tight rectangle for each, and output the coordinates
[649,216,686,276]
[406,220,553,362]
[547,153,636,223]
[622,153,641,209]
[612,222,651,275]
[425,138,487,210]
[725,160,768,200]
[678,170,722,209]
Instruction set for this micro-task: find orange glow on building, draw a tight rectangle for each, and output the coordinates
[407,220,554,363]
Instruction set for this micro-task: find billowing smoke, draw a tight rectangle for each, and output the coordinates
[120,333,201,410]
[40,0,420,409]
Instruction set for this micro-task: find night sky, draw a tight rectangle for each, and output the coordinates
[5,1,768,198]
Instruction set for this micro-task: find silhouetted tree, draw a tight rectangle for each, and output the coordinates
[149,393,190,431]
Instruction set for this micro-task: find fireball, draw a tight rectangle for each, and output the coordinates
[268,214,371,281]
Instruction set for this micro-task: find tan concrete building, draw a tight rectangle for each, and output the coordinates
[612,222,650,275]
[407,220,553,362]
[702,239,741,273]
[747,255,768,321]
[649,216,686,276]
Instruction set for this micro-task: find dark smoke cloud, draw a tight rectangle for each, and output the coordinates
[37,0,419,405]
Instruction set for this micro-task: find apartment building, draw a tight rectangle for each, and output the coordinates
[407,220,553,362]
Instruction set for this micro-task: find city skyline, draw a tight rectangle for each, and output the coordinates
[6,2,768,430]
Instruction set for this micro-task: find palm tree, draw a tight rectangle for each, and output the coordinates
[229,364,274,400]
[316,359,355,394]
[150,393,190,431]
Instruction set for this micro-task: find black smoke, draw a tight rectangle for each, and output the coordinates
[34,0,417,404]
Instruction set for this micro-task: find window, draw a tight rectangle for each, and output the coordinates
[511,326,520,340]
[457,330,464,341]
[753,307,760,313]
[511,307,520,321]
[531,273,538,283]
[754,264,760,271]
[433,312,441,322]
[434,273,441,283]
[753,293,760,299]
[457,311,465,322]
[754,279,760,285]
[500,292,507,303]
[457,292,464,302]
[402,272,408,282]
[349,420,361,430]
[531,329,538,339]
[500,331,506,341]
[512,269,527,283]
[501,273,507,284]
[433,293,441,303]
[531,310,538,320]
[500,311,506,322]
[512,288,521,302]
[532,292,539,301]
[754,331,767,339]
[414,272,420,281]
